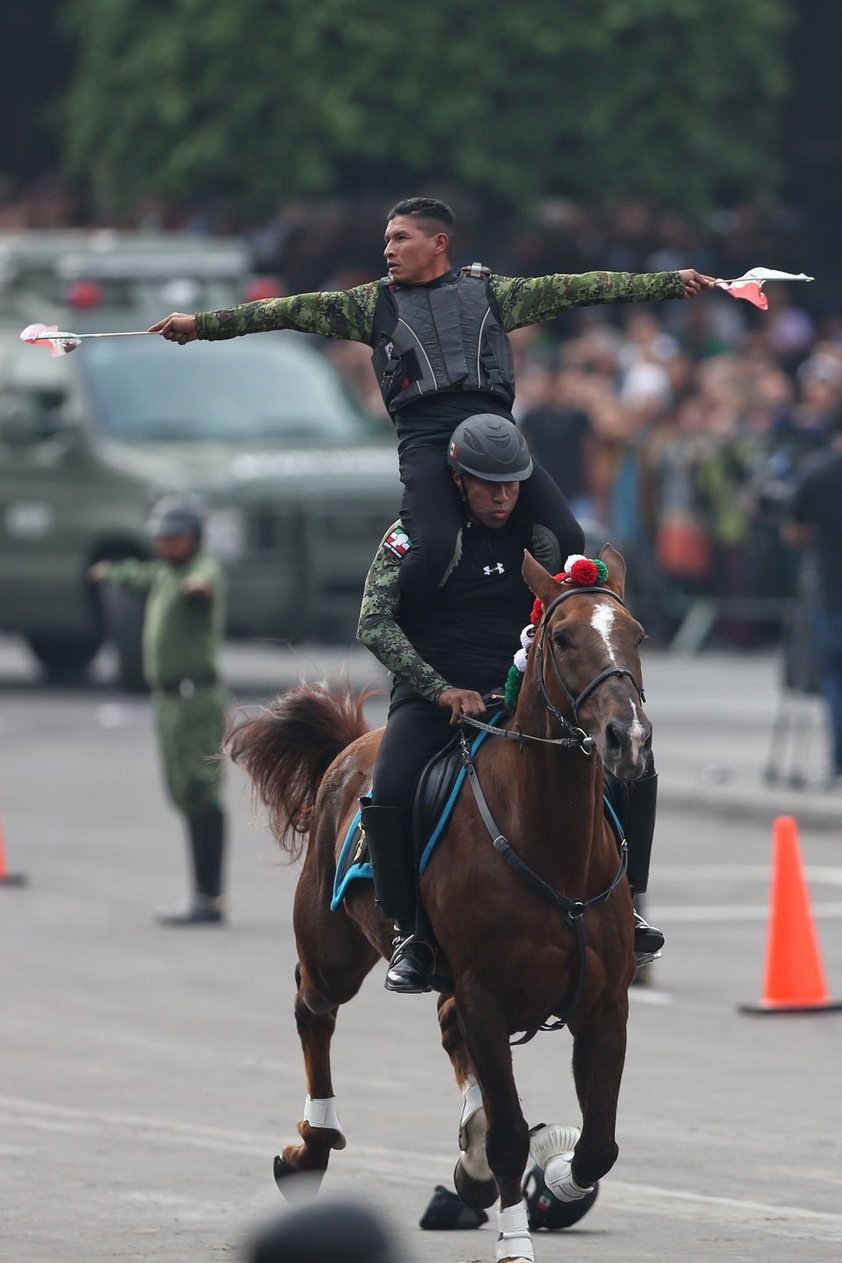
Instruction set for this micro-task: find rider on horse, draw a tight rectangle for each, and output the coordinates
[357,412,664,993]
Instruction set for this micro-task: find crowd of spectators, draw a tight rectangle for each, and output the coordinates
[307,198,838,648]
[3,177,838,648]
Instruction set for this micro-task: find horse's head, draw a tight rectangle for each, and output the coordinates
[522,544,652,780]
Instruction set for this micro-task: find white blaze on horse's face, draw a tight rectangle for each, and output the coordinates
[590,602,618,664]
[589,598,650,773]
[627,698,649,767]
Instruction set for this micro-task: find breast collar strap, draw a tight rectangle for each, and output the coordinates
[458,731,628,1044]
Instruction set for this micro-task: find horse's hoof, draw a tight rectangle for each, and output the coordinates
[545,1181,600,1228]
[273,1155,324,1201]
[453,1158,498,1210]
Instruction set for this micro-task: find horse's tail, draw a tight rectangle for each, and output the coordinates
[228,681,371,860]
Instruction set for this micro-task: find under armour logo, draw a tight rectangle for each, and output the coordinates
[483,563,505,575]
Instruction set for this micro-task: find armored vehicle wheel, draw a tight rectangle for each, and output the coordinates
[27,631,101,681]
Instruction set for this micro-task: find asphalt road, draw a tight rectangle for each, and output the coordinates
[2,635,842,1263]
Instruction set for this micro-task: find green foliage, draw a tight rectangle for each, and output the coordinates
[60,0,792,216]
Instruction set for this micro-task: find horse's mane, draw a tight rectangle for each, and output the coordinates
[227,681,371,857]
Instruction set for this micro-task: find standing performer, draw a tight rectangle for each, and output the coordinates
[89,496,228,925]
[150,197,715,608]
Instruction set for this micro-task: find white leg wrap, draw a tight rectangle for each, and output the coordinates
[543,1154,592,1202]
[529,1123,592,1202]
[458,1077,484,1143]
[458,1076,492,1181]
[496,1199,534,1262]
[303,1095,344,1138]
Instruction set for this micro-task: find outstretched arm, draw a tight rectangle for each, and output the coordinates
[88,558,160,595]
[492,267,715,331]
[148,283,380,345]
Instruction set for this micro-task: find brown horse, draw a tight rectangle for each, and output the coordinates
[229,545,651,1263]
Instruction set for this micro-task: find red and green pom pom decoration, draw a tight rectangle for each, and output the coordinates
[530,556,609,624]
[504,662,523,710]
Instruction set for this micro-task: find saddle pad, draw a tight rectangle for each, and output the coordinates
[330,722,496,911]
[329,716,626,911]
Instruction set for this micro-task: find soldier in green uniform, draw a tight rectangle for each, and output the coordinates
[149,197,715,608]
[89,495,228,926]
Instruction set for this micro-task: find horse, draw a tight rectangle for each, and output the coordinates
[228,544,652,1263]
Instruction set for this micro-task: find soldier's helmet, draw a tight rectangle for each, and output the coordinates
[147,493,205,539]
[522,1163,600,1230]
[447,414,533,482]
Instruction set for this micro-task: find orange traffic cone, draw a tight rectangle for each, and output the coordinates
[740,816,841,1014]
[0,815,27,887]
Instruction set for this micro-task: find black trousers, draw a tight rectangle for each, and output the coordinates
[396,434,585,609]
[372,684,457,847]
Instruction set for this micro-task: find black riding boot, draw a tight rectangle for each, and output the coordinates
[156,806,226,926]
[624,770,664,961]
[359,800,434,993]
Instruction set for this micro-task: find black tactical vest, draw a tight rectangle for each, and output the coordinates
[371,265,516,415]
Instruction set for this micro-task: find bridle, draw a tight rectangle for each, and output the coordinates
[459,583,645,753]
[534,584,646,740]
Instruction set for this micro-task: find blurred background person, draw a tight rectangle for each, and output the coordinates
[89,495,229,924]
[244,1199,399,1263]
[782,404,842,786]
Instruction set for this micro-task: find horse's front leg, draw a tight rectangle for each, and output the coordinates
[454,981,534,1263]
[437,995,497,1210]
[566,991,629,1191]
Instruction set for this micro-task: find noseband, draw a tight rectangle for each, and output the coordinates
[534,585,645,744]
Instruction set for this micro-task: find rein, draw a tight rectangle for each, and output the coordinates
[457,711,593,752]
[457,581,639,1045]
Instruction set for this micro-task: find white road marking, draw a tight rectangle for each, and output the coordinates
[655,864,842,886]
[628,986,673,1005]
[1,1095,840,1242]
[657,901,842,922]
[648,864,842,919]
[607,1179,842,1241]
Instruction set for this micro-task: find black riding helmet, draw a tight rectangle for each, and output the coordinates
[147,493,204,539]
[522,1163,600,1230]
[447,414,533,482]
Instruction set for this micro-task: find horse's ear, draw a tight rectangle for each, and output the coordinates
[599,543,627,597]
[522,550,563,610]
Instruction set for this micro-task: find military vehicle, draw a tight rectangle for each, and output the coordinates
[0,231,399,687]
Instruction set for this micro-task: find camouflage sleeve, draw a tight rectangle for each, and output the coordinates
[356,522,452,704]
[195,281,380,344]
[105,558,161,595]
[491,270,685,331]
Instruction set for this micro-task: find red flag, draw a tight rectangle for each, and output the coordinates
[19,323,81,356]
[718,281,768,310]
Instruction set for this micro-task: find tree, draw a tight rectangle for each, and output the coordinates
[60,0,792,217]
